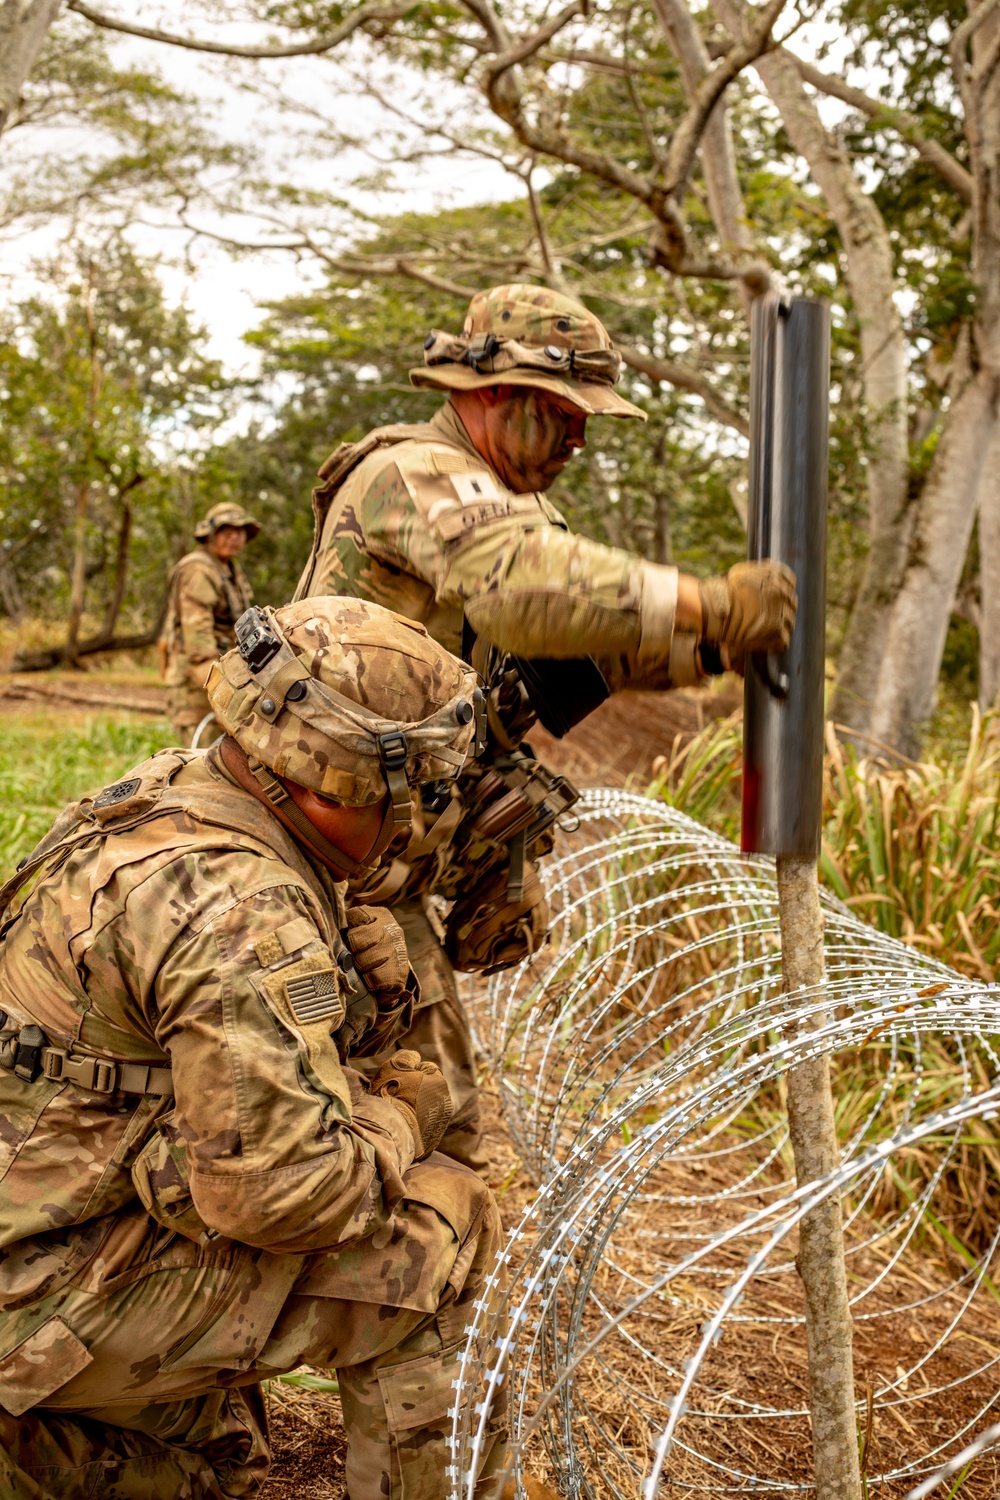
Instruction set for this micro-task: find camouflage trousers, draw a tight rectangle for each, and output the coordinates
[358,900,488,1178]
[0,1156,507,1499]
[165,678,221,748]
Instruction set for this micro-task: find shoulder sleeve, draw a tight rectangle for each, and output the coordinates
[146,871,415,1254]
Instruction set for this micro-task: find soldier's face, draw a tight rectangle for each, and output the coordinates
[282,779,389,862]
[209,525,248,561]
[479,387,588,493]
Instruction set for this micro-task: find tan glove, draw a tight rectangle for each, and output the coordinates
[369,1050,454,1159]
[699,561,797,654]
[344,905,411,1005]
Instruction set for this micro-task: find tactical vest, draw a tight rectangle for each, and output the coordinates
[0,750,344,1093]
[161,551,252,661]
[293,423,433,603]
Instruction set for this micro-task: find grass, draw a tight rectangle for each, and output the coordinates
[0,709,172,870]
[651,709,1000,1257]
[653,708,1000,979]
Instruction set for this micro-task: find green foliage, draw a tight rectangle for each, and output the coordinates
[653,710,1000,979]
[1,16,245,237]
[0,239,229,628]
[0,710,171,871]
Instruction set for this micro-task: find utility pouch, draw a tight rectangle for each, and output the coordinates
[132,1116,224,1247]
[444,860,549,974]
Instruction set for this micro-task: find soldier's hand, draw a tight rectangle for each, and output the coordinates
[370,1051,454,1159]
[699,561,797,655]
[345,905,410,1005]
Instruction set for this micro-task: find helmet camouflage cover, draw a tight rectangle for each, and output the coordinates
[194,501,262,541]
[208,597,482,809]
[411,282,646,421]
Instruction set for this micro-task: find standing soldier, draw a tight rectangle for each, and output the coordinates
[294,284,798,1174]
[160,501,259,745]
[0,597,534,1500]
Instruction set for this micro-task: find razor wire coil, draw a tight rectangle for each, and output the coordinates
[450,790,1000,1499]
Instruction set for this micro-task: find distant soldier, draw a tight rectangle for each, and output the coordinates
[0,597,526,1500]
[160,501,259,745]
[294,284,797,1175]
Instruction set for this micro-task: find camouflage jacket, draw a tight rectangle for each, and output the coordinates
[294,403,686,694]
[0,750,418,1288]
[162,549,254,687]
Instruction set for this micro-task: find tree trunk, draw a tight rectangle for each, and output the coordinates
[778,855,861,1500]
[651,0,766,315]
[712,7,911,735]
[0,0,63,136]
[98,489,141,642]
[865,0,1000,753]
[64,475,90,666]
[13,621,165,672]
[0,547,24,620]
[652,487,672,565]
[977,425,1000,707]
[869,361,999,756]
[64,264,101,667]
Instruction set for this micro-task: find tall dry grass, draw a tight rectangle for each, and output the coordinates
[653,711,1000,1252]
[653,708,1000,980]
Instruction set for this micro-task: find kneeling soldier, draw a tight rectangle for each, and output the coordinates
[0,597,511,1500]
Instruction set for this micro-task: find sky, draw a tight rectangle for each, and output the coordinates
[0,2,861,383]
[0,4,516,376]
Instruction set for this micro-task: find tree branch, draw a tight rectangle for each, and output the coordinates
[620,346,749,434]
[661,0,787,199]
[788,51,973,203]
[651,0,767,308]
[458,0,512,55]
[66,0,412,57]
[486,0,588,82]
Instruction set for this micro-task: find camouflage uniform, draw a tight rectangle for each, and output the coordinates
[0,601,506,1499]
[161,504,259,744]
[294,286,698,1174]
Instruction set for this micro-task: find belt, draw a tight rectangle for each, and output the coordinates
[0,1018,173,1096]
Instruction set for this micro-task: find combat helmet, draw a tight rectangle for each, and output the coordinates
[411,283,646,421]
[208,597,484,877]
[194,501,262,541]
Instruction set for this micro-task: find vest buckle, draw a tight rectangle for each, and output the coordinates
[42,1047,117,1093]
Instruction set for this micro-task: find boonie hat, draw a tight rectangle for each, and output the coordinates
[195,502,262,541]
[410,283,646,421]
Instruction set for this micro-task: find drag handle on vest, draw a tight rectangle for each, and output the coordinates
[741,293,830,859]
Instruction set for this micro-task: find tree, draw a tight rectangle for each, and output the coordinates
[207,199,756,609]
[0,0,63,139]
[0,237,229,663]
[4,0,996,752]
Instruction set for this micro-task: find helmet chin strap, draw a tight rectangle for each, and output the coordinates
[218,737,408,879]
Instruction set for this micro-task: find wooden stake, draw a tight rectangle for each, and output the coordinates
[777,854,861,1500]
